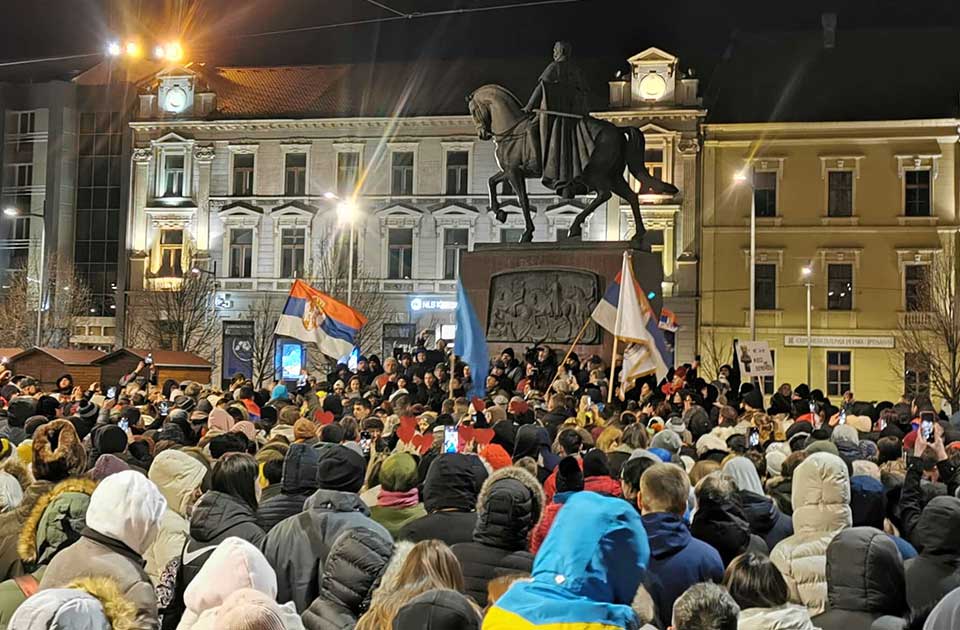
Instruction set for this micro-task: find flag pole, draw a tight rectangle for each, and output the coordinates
[448,351,456,401]
[607,335,619,404]
[546,316,592,395]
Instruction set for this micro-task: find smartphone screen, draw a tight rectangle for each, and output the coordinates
[158,401,169,416]
[878,418,887,431]
[748,428,760,448]
[838,409,847,425]
[118,419,129,432]
[921,412,936,440]
[107,386,117,399]
[443,425,459,454]
[360,431,372,455]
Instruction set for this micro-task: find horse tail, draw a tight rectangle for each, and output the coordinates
[624,127,679,195]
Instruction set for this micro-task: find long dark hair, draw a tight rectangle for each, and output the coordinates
[211,452,259,512]
[723,552,789,610]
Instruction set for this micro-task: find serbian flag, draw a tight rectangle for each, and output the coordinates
[275,280,367,361]
[592,252,671,383]
[658,308,679,332]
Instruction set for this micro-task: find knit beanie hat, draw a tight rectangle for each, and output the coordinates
[582,449,611,478]
[75,400,99,424]
[90,453,131,481]
[380,452,419,492]
[94,425,128,455]
[316,445,366,493]
[293,418,317,442]
[766,450,787,477]
[479,444,512,471]
[214,589,285,630]
[33,420,86,481]
[742,387,763,410]
[16,439,32,464]
[651,429,682,455]
[392,589,481,630]
[555,456,584,493]
[174,395,196,413]
[831,424,859,445]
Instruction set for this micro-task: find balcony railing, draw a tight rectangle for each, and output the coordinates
[899,311,935,329]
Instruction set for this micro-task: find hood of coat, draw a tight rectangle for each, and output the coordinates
[739,605,817,630]
[189,490,258,543]
[691,491,751,553]
[533,492,649,606]
[148,449,207,517]
[281,443,320,495]
[86,470,166,556]
[184,536,277,614]
[849,475,886,529]
[926,585,960,630]
[303,488,372,516]
[18,477,97,566]
[473,465,545,550]
[319,526,393,614]
[724,457,765,495]
[423,453,488,513]
[739,490,779,533]
[393,589,481,630]
[9,575,137,630]
[512,424,542,461]
[913,495,960,557]
[791,452,852,535]
[643,512,694,559]
[825,527,905,615]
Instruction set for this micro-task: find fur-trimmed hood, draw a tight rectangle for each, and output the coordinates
[8,574,137,630]
[473,465,545,550]
[371,540,414,601]
[67,575,138,630]
[0,457,33,491]
[18,477,97,566]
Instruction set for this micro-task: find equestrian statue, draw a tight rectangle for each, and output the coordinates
[468,41,678,245]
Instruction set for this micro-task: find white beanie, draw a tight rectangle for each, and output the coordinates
[85,470,166,556]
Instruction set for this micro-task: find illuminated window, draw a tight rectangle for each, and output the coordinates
[826,351,851,397]
[827,263,853,311]
[337,152,360,197]
[162,154,185,197]
[157,229,184,277]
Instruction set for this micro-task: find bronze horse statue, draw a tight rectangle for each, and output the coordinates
[467,84,678,245]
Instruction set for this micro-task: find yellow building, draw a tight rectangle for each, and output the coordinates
[700,119,957,403]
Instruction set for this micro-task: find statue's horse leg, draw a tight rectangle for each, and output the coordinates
[504,169,536,242]
[612,177,648,249]
[488,171,507,223]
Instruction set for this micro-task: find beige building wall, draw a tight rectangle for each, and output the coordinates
[700,119,957,403]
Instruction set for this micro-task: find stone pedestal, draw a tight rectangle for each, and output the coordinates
[460,240,664,361]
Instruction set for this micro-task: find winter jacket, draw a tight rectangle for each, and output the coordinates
[39,470,167,630]
[257,443,320,532]
[301,527,394,630]
[9,574,139,630]
[643,511,724,622]
[584,475,623,497]
[903,495,960,615]
[0,478,96,630]
[691,487,768,567]
[177,537,303,630]
[740,491,794,550]
[484,492,650,630]
[452,466,545,607]
[528,491,576,556]
[767,476,794,516]
[261,489,391,613]
[398,453,485,545]
[369,503,427,539]
[925,585,960,630]
[738,605,819,630]
[811,527,906,630]
[145,450,207,585]
[771,452,852,616]
[848,475,917,561]
[0,481,54,580]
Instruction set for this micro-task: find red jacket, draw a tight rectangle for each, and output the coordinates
[529,499,564,555]
[584,475,622,497]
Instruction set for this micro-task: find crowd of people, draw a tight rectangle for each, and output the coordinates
[0,341,958,630]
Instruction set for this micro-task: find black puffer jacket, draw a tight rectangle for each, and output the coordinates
[182,490,265,585]
[301,526,394,630]
[691,490,768,567]
[812,527,906,630]
[451,466,544,607]
[399,453,488,546]
[739,490,794,550]
[262,489,391,613]
[904,495,960,614]
[257,443,320,532]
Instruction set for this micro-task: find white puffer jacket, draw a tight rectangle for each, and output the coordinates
[770,452,851,615]
[738,605,819,630]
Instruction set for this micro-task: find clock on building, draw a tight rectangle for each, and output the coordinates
[164,87,188,113]
[638,72,667,101]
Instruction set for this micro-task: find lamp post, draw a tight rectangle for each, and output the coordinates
[734,170,757,341]
[326,192,358,307]
[4,206,45,347]
[802,265,813,388]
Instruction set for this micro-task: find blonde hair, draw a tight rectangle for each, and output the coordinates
[596,427,623,452]
[688,459,721,487]
[640,463,690,514]
[356,540,464,630]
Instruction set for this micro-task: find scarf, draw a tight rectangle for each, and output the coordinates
[377,487,420,508]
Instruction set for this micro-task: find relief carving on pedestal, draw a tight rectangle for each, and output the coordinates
[487,269,601,344]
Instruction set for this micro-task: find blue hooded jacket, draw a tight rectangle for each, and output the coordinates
[484,491,650,630]
[642,511,724,623]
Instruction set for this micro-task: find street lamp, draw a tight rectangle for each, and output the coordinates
[3,206,46,347]
[734,170,757,341]
[327,192,358,307]
[802,265,813,388]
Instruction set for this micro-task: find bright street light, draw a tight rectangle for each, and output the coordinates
[125,41,142,58]
[733,169,757,341]
[107,42,122,57]
[3,207,18,217]
[733,170,748,183]
[801,265,812,277]
[337,201,357,225]
[323,191,337,200]
[164,42,184,62]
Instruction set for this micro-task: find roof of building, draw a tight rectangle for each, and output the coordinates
[10,348,106,365]
[93,348,212,369]
[703,28,960,124]
[0,349,23,362]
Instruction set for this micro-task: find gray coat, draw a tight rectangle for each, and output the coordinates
[38,535,158,630]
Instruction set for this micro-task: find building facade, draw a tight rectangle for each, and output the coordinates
[700,119,956,402]
[125,50,702,383]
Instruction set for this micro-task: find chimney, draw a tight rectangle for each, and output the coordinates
[822,12,837,49]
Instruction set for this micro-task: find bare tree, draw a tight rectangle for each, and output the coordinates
[128,264,219,359]
[892,241,960,409]
[0,256,92,348]
[244,293,282,388]
[698,327,729,382]
[306,243,390,372]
